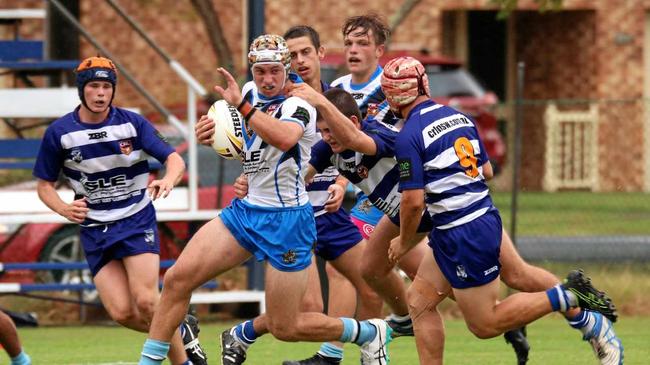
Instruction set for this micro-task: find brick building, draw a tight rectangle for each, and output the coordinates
[2,0,649,192]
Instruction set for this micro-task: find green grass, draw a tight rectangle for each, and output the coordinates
[492,191,650,235]
[16,316,649,364]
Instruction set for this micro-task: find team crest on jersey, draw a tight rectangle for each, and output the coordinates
[144,228,155,246]
[367,103,379,117]
[356,165,369,179]
[119,139,133,155]
[282,249,297,264]
[265,103,281,115]
[70,148,83,163]
[456,265,467,281]
[358,199,373,213]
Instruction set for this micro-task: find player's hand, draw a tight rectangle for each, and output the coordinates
[61,197,89,224]
[287,83,325,107]
[233,174,249,199]
[195,114,215,146]
[148,178,174,201]
[214,67,244,107]
[324,184,344,212]
[388,237,410,266]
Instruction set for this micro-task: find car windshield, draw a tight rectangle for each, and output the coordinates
[426,66,486,98]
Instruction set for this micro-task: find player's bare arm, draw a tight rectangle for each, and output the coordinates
[36,179,89,224]
[290,83,376,155]
[388,188,424,264]
[148,152,185,200]
[215,67,303,151]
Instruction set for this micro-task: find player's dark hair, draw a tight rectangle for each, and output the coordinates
[342,13,390,46]
[322,88,362,122]
[284,25,321,49]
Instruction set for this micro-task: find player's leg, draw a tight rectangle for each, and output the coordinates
[140,217,251,364]
[499,230,622,364]
[123,253,195,365]
[0,311,30,365]
[329,240,383,320]
[94,261,149,331]
[300,256,325,313]
[359,215,410,316]
[264,264,392,365]
[406,250,450,365]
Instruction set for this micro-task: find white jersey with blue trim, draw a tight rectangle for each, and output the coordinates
[240,81,317,208]
[330,66,399,127]
[33,106,174,225]
[395,100,496,230]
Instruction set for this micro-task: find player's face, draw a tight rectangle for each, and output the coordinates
[317,119,345,153]
[252,63,286,98]
[83,81,113,113]
[287,36,324,85]
[344,27,384,81]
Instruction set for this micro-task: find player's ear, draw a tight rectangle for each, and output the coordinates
[350,115,361,129]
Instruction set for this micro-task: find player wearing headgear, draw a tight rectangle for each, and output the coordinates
[33,56,206,365]
[383,56,623,365]
[138,35,392,365]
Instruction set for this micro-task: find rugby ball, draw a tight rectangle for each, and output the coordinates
[208,100,244,160]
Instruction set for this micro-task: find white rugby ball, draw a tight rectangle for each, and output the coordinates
[208,100,244,160]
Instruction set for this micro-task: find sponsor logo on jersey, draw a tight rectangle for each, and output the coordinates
[81,174,128,192]
[71,148,83,163]
[119,139,133,155]
[397,158,412,181]
[291,106,311,125]
[88,131,108,140]
[351,93,364,100]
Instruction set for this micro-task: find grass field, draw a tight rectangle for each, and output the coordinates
[491,191,650,236]
[15,315,649,364]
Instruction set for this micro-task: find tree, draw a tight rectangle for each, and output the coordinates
[190,0,236,76]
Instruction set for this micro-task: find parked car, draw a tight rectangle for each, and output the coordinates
[321,51,506,172]
[0,139,241,290]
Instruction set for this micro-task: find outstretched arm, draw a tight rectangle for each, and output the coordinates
[214,68,303,151]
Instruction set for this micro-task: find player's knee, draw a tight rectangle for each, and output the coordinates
[133,295,156,321]
[161,266,191,295]
[109,306,137,326]
[466,321,500,339]
[267,320,300,342]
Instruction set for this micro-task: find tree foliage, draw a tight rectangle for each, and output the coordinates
[490,0,563,18]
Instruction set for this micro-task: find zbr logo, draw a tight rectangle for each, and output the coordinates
[119,139,133,155]
[88,131,108,140]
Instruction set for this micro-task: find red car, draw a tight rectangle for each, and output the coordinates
[0,141,240,287]
[321,51,506,172]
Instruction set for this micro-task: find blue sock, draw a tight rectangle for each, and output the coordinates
[546,284,571,312]
[139,339,170,365]
[10,351,31,365]
[339,318,359,342]
[317,342,344,360]
[234,320,258,348]
[567,309,588,329]
[354,320,378,345]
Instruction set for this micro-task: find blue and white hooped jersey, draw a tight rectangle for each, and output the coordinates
[240,81,317,208]
[330,66,399,127]
[310,119,401,218]
[33,106,174,225]
[395,100,496,230]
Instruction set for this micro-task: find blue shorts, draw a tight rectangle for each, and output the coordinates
[428,210,502,289]
[80,204,160,276]
[349,193,384,226]
[315,208,363,261]
[220,199,316,272]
